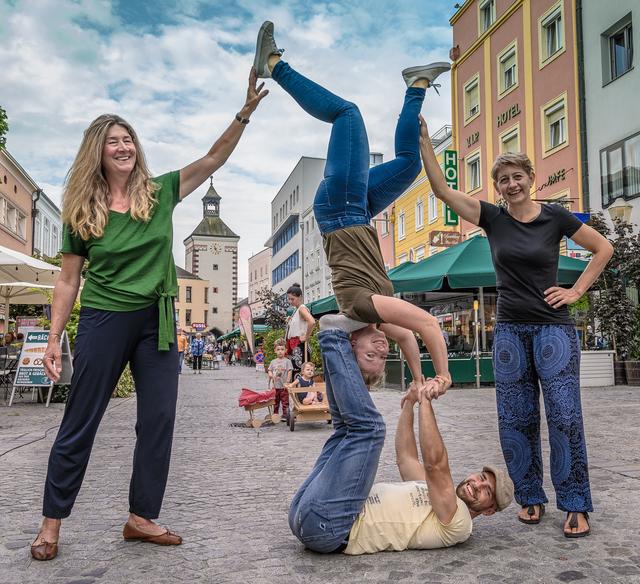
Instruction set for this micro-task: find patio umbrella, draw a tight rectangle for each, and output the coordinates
[0,282,55,323]
[391,236,588,293]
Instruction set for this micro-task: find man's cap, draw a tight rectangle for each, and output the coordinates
[483,465,514,512]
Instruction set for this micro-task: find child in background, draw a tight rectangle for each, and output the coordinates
[287,361,321,405]
[267,338,293,419]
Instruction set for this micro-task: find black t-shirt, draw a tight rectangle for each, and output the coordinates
[479,201,583,324]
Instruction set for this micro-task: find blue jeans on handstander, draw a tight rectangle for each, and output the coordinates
[288,330,386,553]
[271,60,425,235]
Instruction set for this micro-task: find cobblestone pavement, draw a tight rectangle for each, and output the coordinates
[1,366,639,584]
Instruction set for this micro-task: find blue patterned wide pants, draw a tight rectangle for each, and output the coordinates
[493,323,593,512]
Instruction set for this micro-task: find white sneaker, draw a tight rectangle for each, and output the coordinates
[253,21,284,79]
[402,62,451,94]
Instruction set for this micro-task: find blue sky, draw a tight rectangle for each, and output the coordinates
[0,0,455,296]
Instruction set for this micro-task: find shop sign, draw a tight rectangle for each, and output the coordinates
[192,323,206,331]
[14,330,72,387]
[496,103,520,127]
[466,131,479,148]
[443,150,459,226]
[537,168,569,192]
[430,230,463,247]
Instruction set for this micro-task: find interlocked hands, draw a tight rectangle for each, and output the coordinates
[400,373,452,408]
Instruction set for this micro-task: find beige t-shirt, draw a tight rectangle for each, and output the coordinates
[344,481,472,555]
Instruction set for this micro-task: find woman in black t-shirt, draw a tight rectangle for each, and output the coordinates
[419,116,613,539]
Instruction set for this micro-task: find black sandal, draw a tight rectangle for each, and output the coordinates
[518,503,545,525]
[564,511,590,538]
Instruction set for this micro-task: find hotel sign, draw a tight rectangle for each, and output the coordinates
[443,150,459,226]
[497,103,521,127]
[466,131,479,148]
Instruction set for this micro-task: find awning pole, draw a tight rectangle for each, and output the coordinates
[479,287,487,352]
[474,299,480,389]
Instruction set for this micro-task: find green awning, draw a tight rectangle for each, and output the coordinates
[305,236,589,314]
[217,324,269,341]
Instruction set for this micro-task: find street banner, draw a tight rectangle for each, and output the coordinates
[238,304,254,355]
[443,150,460,226]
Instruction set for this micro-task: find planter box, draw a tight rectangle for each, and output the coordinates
[580,351,615,387]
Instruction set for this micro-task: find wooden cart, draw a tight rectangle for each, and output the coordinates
[287,382,332,432]
[238,388,280,428]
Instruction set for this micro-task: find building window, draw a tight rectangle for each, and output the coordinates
[213,264,218,270]
[52,225,59,253]
[212,287,218,293]
[398,210,405,240]
[464,75,480,123]
[415,198,424,229]
[540,2,564,66]
[428,193,438,223]
[381,211,389,235]
[415,245,425,261]
[478,0,495,34]
[204,311,208,326]
[542,94,567,154]
[466,151,482,192]
[272,219,299,254]
[272,250,299,285]
[186,286,192,303]
[498,43,518,96]
[212,307,218,314]
[500,125,520,154]
[603,14,633,83]
[370,152,383,166]
[429,246,439,257]
[204,287,208,304]
[398,253,408,264]
[601,131,640,207]
[186,309,192,325]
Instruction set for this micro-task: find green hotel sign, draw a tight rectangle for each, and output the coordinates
[443,150,459,226]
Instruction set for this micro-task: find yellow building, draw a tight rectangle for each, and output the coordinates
[394,126,460,263]
[175,266,211,335]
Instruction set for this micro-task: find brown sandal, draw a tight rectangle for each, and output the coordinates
[30,535,59,561]
[518,503,545,525]
[564,511,590,538]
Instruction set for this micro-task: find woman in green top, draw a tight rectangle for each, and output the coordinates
[30,69,268,562]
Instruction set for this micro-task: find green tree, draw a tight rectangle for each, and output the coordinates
[0,106,8,149]
[254,286,288,330]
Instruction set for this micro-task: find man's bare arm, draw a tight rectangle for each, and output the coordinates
[418,397,458,523]
[395,386,425,481]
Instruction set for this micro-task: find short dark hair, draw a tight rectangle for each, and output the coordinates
[287,283,302,297]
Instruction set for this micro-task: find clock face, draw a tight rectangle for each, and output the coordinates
[210,243,222,254]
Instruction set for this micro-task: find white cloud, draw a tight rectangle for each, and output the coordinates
[0,0,453,298]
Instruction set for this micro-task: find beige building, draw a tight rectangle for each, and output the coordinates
[248,248,271,317]
[0,148,36,254]
[175,266,209,335]
[184,179,239,335]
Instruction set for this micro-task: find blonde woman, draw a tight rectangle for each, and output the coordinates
[30,70,268,561]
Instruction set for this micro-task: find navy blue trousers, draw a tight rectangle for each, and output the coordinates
[493,323,593,513]
[43,305,179,519]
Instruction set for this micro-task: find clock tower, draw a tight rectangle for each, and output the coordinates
[183,177,240,336]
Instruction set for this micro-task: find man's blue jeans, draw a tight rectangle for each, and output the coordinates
[272,61,425,234]
[288,330,386,553]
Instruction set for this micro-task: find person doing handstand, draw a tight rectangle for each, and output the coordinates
[253,21,451,392]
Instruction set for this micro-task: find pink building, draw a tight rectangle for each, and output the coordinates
[450,0,583,237]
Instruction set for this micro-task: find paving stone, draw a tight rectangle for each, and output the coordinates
[1,367,639,583]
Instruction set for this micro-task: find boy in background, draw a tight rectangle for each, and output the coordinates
[268,338,293,420]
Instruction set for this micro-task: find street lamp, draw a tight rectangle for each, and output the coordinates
[607,198,633,223]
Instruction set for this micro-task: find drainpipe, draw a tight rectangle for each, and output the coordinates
[576,0,590,211]
[31,189,42,255]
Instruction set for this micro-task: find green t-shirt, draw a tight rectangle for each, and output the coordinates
[62,171,180,350]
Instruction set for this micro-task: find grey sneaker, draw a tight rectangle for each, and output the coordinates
[402,62,451,94]
[253,21,284,79]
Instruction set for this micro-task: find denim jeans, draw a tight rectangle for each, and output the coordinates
[288,330,386,553]
[272,61,425,234]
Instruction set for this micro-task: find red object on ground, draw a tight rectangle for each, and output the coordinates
[238,388,276,407]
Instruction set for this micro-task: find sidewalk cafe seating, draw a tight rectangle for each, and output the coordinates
[0,348,18,402]
[238,387,280,428]
[287,382,332,432]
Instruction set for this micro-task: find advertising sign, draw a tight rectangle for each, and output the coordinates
[13,331,73,388]
[238,304,254,355]
[192,322,206,331]
[443,150,459,226]
[429,230,463,247]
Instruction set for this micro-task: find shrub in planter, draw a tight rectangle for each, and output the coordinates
[112,365,135,398]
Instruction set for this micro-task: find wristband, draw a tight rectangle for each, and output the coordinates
[235,113,250,125]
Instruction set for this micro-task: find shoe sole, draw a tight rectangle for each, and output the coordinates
[253,21,274,78]
[402,62,451,77]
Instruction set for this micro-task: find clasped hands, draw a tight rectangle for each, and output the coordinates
[400,374,451,408]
